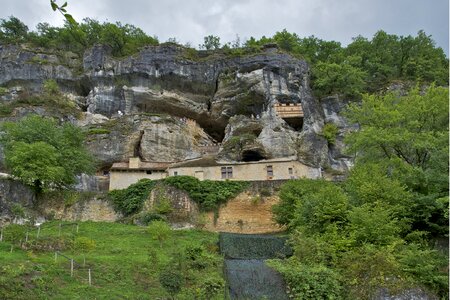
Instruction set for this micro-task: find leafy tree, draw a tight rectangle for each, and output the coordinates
[1,115,94,193]
[200,35,221,50]
[148,220,172,248]
[345,85,448,235]
[312,61,366,98]
[0,16,28,42]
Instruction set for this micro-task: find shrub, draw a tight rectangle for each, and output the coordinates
[138,212,166,225]
[164,176,248,211]
[199,276,225,299]
[154,195,173,215]
[148,220,171,248]
[10,203,25,219]
[159,268,183,298]
[108,179,156,215]
[43,79,59,95]
[268,260,344,300]
[320,123,339,144]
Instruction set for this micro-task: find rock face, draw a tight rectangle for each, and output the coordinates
[0,42,355,174]
[0,178,35,225]
[0,178,119,225]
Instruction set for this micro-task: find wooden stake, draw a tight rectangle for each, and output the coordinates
[70,259,74,277]
[0,228,3,242]
[36,226,40,239]
[88,269,91,286]
[54,252,58,262]
[10,244,13,253]
[25,232,29,242]
[76,224,79,233]
[58,223,61,237]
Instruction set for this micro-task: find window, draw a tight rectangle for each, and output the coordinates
[221,166,233,179]
[174,171,178,176]
[289,167,294,179]
[267,165,273,177]
[146,170,152,174]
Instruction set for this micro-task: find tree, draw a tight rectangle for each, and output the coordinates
[1,115,94,193]
[148,220,172,248]
[200,35,221,50]
[345,85,449,235]
[0,16,28,42]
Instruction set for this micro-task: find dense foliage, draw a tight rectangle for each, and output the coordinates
[0,16,158,56]
[1,15,446,97]
[109,176,248,216]
[108,179,156,216]
[244,29,448,97]
[272,86,449,299]
[164,176,248,211]
[1,115,94,193]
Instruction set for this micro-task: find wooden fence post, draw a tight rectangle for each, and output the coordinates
[54,252,58,262]
[36,226,41,239]
[25,232,29,242]
[88,269,91,286]
[0,227,3,242]
[70,259,74,277]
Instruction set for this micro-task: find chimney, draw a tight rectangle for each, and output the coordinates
[129,157,140,169]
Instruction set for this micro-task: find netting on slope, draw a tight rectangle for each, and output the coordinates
[224,259,289,300]
[219,232,292,259]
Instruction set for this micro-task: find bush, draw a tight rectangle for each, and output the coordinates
[42,79,59,95]
[138,212,166,225]
[108,179,156,215]
[164,176,248,211]
[159,268,183,298]
[199,276,225,299]
[148,220,171,248]
[268,260,343,300]
[10,203,25,219]
[320,123,339,144]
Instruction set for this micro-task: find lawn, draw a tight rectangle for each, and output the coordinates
[0,221,225,299]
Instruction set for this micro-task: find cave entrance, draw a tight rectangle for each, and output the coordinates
[242,150,266,162]
[274,102,304,131]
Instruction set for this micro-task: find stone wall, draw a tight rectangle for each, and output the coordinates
[144,183,199,226]
[204,191,284,234]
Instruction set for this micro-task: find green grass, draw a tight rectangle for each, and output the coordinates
[0,221,225,299]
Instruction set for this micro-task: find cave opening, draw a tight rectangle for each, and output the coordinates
[242,150,266,162]
[283,117,303,131]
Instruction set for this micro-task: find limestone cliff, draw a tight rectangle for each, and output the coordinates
[0,42,354,175]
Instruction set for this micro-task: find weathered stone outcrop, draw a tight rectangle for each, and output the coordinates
[0,43,354,173]
[85,114,215,167]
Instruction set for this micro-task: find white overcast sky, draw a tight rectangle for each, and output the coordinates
[0,0,448,55]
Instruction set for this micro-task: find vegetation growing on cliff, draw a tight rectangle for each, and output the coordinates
[272,86,449,299]
[1,115,94,193]
[1,15,446,98]
[108,176,248,217]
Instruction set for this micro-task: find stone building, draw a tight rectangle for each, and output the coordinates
[167,156,320,181]
[109,157,169,190]
[109,156,321,190]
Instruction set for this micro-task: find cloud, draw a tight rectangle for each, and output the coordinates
[0,0,448,54]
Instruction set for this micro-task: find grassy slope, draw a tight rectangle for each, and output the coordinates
[0,221,224,299]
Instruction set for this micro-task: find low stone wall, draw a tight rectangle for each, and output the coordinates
[204,191,284,234]
[38,196,120,222]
